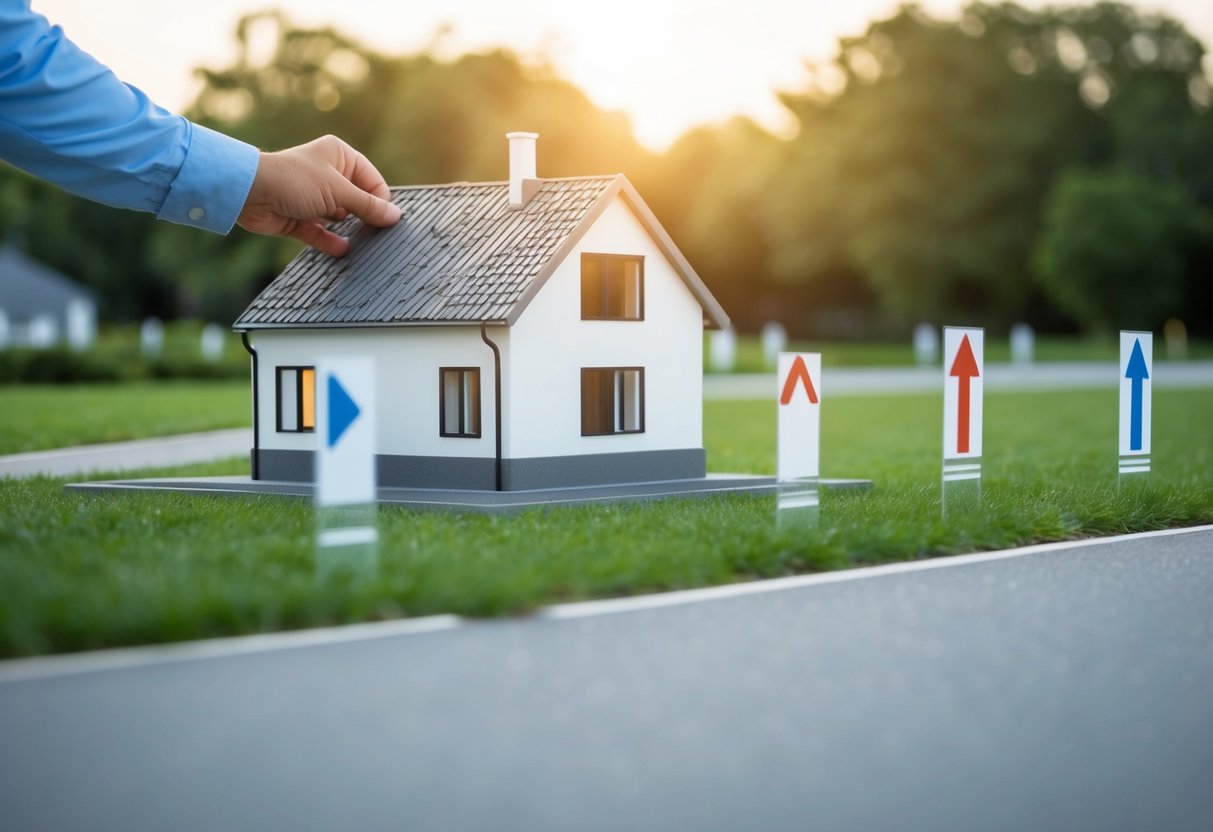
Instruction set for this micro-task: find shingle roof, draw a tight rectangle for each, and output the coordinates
[233,175,729,330]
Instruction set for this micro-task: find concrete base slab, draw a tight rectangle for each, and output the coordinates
[65,474,873,514]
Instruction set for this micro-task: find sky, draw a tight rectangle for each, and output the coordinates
[34,0,1213,150]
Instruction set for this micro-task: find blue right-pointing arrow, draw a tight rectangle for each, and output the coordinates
[328,374,361,449]
[1125,338,1149,451]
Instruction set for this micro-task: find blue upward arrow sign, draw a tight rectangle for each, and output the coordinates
[327,374,361,448]
[1125,338,1149,451]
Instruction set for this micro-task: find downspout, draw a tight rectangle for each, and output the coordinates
[479,321,503,491]
[240,331,260,480]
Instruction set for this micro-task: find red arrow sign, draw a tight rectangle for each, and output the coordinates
[780,355,819,405]
[949,334,980,453]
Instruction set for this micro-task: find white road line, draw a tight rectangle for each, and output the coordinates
[0,615,462,684]
[543,524,1213,619]
[2,525,1210,684]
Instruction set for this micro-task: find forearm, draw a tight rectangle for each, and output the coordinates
[0,1,258,232]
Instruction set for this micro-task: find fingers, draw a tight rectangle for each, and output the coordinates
[238,135,399,255]
[325,137,400,228]
[332,173,401,228]
[290,219,352,258]
[335,138,393,202]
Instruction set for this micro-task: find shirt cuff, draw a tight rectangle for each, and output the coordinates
[157,123,259,234]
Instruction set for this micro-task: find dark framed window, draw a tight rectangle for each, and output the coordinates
[440,367,481,438]
[581,367,644,436]
[581,253,643,320]
[276,366,315,433]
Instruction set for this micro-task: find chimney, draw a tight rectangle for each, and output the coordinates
[507,131,539,209]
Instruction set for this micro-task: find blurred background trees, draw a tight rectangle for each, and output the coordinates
[1,1,1210,337]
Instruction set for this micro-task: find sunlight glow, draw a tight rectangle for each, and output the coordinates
[32,0,1213,151]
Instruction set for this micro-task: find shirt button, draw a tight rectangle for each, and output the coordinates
[188,207,206,221]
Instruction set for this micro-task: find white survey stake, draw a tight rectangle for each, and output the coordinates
[777,352,821,483]
[942,327,984,463]
[316,356,377,508]
[1118,331,1152,476]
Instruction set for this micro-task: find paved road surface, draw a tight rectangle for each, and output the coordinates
[4,361,1210,478]
[2,527,1211,831]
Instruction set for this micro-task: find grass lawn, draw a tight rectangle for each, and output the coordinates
[1,388,1211,658]
[0,381,249,454]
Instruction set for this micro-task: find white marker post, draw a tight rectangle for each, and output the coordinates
[315,355,378,576]
[1118,331,1152,481]
[776,352,822,528]
[942,327,984,514]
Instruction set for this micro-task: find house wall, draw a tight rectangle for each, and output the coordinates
[507,194,705,464]
[249,326,505,486]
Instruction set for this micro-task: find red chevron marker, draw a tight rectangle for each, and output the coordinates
[949,334,980,454]
[780,354,819,405]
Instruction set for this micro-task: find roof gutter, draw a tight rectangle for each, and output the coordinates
[239,332,260,480]
[479,321,505,491]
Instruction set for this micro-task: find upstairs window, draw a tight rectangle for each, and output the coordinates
[440,367,481,438]
[581,254,643,320]
[277,366,315,433]
[581,367,644,435]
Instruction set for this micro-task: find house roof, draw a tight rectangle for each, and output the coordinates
[0,244,96,320]
[233,174,729,331]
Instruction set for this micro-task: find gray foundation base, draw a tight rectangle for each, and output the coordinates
[65,474,873,514]
[256,448,708,491]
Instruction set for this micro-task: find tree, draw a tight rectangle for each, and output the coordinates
[762,2,1211,330]
[1033,169,1208,332]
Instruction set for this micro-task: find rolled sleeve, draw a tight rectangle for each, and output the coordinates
[157,122,260,234]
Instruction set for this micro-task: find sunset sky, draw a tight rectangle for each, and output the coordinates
[34,0,1213,150]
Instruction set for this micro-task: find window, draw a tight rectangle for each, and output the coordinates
[581,254,643,320]
[277,366,315,433]
[581,368,644,435]
[440,367,481,438]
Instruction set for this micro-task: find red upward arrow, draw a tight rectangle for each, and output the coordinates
[780,355,819,405]
[949,334,980,453]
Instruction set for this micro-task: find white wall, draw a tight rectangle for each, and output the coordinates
[250,327,505,458]
[508,195,705,459]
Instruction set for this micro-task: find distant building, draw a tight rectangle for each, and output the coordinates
[0,244,97,350]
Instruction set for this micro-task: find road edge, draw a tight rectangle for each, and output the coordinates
[3,523,1211,684]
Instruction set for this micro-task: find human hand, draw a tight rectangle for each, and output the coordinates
[237,135,401,257]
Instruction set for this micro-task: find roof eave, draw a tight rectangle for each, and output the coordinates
[502,174,731,331]
[232,319,509,333]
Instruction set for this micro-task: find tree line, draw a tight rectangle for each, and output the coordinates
[1,2,1209,337]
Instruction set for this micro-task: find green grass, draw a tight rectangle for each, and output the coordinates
[1,389,1211,658]
[0,381,249,454]
[706,334,1213,372]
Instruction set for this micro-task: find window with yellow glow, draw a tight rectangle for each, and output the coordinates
[276,366,316,433]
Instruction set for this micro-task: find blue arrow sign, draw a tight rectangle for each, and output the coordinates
[1125,338,1149,451]
[327,374,361,448]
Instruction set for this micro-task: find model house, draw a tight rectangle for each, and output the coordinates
[233,133,729,491]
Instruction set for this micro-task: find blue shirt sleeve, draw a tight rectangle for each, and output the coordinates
[0,2,259,234]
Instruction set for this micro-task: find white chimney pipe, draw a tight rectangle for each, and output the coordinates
[507,131,539,208]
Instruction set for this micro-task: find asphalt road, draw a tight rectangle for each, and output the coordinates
[2,527,1211,831]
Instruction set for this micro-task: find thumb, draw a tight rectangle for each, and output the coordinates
[332,174,401,228]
